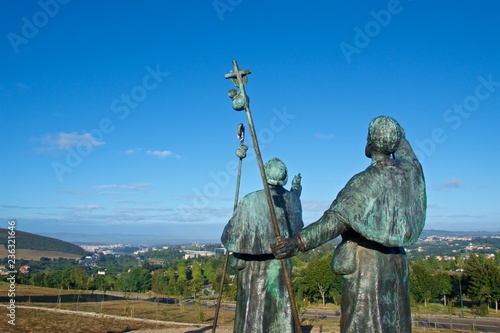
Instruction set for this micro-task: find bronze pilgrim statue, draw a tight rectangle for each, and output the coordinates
[273,115,426,333]
[222,158,303,333]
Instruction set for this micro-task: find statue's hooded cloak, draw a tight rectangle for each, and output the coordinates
[222,185,303,254]
[331,142,426,247]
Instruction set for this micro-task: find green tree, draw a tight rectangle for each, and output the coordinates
[165,267,178,297]
[151,269,168,295]
[122,268,151,292]
[94,274,108,292]
[291,256,307,302]
[189,262,203,299]
[494,251,500,267]
[455,255,466,270]
[466,254,500,313]
[434,272,453,305]
[493,266,500,312]
[176,262,189,297]
[105,275,115,291]
[29,272,47,287]
[426,255,441,270]
[211,258,238,301]
[114,273,125,291]
[45,271,63,288]
[60,268,72,289]
[410,259,434,306]
[176,262,189,312]
[202,257,220,292]
[300,253,341,305]
[70,267,88,290]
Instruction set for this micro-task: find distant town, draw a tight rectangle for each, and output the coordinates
[76,233,500,263]
[76,243,228,270]
[407,234,500,260]
[80,243,227,258]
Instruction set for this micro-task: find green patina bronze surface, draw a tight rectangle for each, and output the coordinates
[273,116,426,333]
[221,158,303,333]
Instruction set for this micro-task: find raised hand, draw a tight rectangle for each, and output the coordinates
[291,173,302,197]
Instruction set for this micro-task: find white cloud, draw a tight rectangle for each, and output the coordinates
[58,188,88,196]
[433,178,464,191]
[126,148,179,158]
[0,204,45,210]
[444,178,463,188]
[98,191,121,195]
[126,148,143,155]
[115,206,174,213]
[95,183,151,193]
[147,150,173,158]
[70,205,103,211]
[36,131,104,152]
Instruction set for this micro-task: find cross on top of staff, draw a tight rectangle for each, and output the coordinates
[225,60,251,89]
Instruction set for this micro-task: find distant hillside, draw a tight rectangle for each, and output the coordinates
[0,228,85,256]
[421,229,500,238]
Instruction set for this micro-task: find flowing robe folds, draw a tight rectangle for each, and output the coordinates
[222,185,303,333]
[297,137,426,333]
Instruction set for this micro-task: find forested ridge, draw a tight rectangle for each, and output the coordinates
[0,228,85,256]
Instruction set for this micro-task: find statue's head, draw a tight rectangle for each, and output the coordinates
[265,157,288,186]
[366,116,402,157]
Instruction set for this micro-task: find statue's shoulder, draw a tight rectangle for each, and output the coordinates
[342,167,375,190]
[239,189,266,206]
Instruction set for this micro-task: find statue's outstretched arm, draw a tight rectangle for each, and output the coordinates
[272,209,349,259]
[296,210,349,252]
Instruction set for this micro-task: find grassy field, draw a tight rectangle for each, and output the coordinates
[0,247,83,260]
[0,284,493,333]
[0,284,81,296]
[0,306,191,333]
[0,284,236,333]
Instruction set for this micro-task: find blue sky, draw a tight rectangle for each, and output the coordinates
[1,0,499,244]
